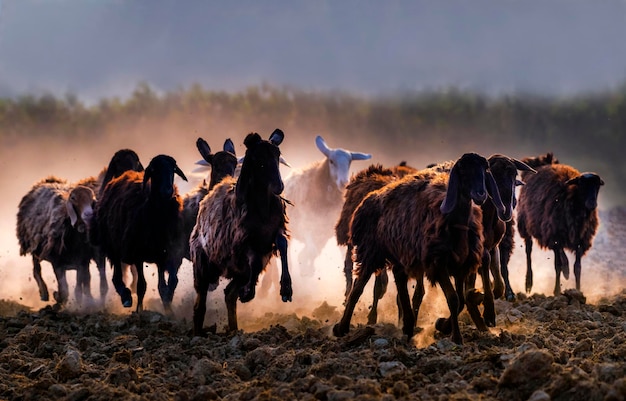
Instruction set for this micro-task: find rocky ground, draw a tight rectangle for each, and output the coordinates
[0,207,624,401]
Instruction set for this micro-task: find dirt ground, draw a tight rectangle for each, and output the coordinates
[0,207,625,401]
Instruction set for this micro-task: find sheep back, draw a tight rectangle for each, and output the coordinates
[517,164,599,254]
[351,173,484,284]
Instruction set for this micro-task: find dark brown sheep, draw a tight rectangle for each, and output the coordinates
[334,153,505,344]
[95,154,188,313]
[516,154,604,296]
[190,129,291,335]
[335,162,418,324]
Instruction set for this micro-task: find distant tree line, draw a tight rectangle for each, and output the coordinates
[1,81,625,202]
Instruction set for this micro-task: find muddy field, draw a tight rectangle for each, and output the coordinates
[0,207,625,401]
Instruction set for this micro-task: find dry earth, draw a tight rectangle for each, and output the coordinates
[0,207,625,401]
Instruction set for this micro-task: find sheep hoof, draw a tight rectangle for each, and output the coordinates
[435,318,452,335]
[332,323,348,337]
[40,293,49,302]
[121,288,133,308]
[281,295,292,302]
[239,285,256,303]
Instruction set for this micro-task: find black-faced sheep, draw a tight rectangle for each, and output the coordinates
[334,162,418,324]
[516,154,604,296]
[463,155,534,329]
[17,179,97,306]
[95,154,187,313]
[334,153,505,344]
[182,138,238,261]
[498,152,559,301]
[190,129,291,335]
[282,135,371,277]
[16,149,143,307]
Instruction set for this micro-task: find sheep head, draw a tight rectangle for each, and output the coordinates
[315,135,372,191]
[66,186,96,234]
[565,172,604,211]
[441,152,505,216]
[487,155,536,222]
[101,149,144,194]
[237,129,285,204]
[196,137,238,189]
[143,155,188,198]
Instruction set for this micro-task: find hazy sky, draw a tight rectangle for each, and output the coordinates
[1,1,626,102]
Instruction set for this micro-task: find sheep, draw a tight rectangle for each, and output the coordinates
[190,129,291,335]
[95,154,188,313]
[462,155,535,329]
[17,179,97,306]
[16,149,143,307]
[334,153,506,344]
[498,152,559,301]
[516,154,604,296]
[334,162,417,324]
[282,135,371,277]
[182,138,238,261]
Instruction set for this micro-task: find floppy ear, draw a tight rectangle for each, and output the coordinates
[440,163,460,214]
[175,165,188,182]
[269,129,284,145]
[66,200,79,227]
[565,176,580,186]
[196,138,213,165]
[485,170,507,217]
[143,166,153,190]
[512,158,536,173]
[315,135,331,157]
[223,138,236,155]
[350,151,372,161]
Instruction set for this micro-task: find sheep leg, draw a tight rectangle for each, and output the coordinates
[239,254,262,303]
[192,277,210,336]
[574,246,583,291]
[558,247,570,280]
[52,265,69,306]
[276,232,293,302]
[367,269,388,325]
[500,244,516,301]
[158,262,179,313]
[112,262,132,308]
[75,264,93,305]
[258,260,277,299]
[343,245,354,300]
[134,263,147,313]
[224,280,240,332]
[434,273,463,345]
[481,251,496,328]
[410,275,425,326]
[94,250,108,305]
[32,257,49,302]
[436,273,466,336]
[490,247,505,300]
[524,238,533,294]
[333,268,373,337]
[392,265,415,338]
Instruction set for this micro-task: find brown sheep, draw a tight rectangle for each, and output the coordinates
[516,154,604,296]
[95,154,187,313]
[334,153,505,344]
[335,162,418,324]
[190,129,291,335]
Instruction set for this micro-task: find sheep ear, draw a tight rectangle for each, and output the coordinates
[66,200,79,227]
[223,138,236,155]
[350,151,372,161]
[315,135,331,157]
[485,170,507,217]
[565,176,580,186]
[196,138,214,165]
[512,158,536,174]
[143,166,152,190]
[440,164,460,214]
[269,129,284,145]
[175,165,188,182]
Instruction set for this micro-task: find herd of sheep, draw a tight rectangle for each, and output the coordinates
[15,129,604,344]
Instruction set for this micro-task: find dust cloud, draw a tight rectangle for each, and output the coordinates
[1,117,624,334]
